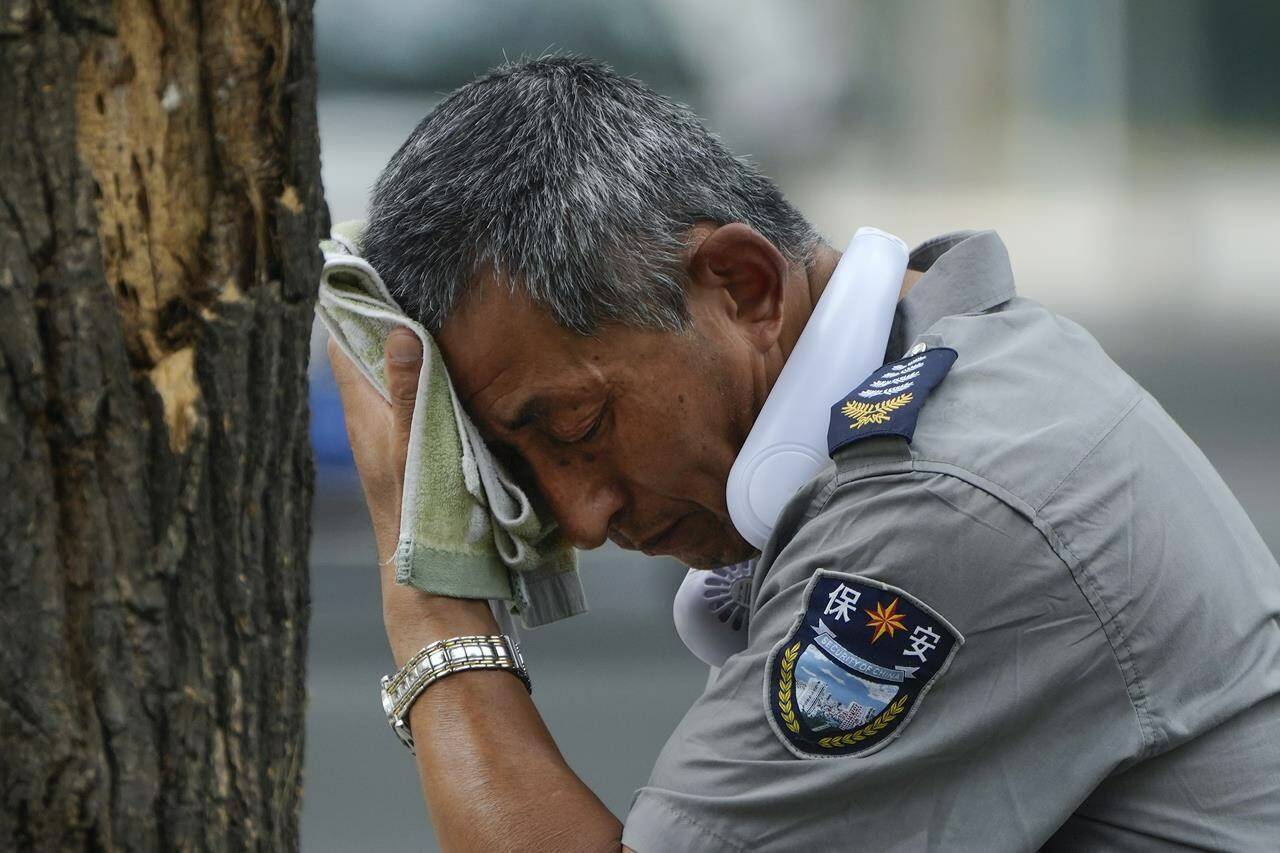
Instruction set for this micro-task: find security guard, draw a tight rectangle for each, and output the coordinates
[623,230,1280,850]
[332,227,1280,851]
[329,57,1280,851]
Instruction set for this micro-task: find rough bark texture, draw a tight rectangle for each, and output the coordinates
[0,0,325,848]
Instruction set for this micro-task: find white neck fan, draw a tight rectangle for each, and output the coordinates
[673,227,909,668]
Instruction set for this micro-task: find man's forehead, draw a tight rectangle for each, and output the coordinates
[434,281,600,416]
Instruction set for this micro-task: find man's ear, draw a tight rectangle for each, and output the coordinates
[687,222,788,352]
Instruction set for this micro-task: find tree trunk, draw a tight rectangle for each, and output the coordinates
[0,0,325,848]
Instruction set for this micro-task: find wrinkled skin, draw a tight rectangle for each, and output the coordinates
[435,222,839,570]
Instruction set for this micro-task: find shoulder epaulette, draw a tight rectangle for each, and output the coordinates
[827,347,958,456]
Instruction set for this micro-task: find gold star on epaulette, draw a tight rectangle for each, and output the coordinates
[841,392,913,430]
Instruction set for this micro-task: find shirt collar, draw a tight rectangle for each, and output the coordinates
[884,229,1016,361]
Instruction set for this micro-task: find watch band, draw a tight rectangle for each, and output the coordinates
[380,633,530,752]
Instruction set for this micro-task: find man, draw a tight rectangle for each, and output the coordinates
[330,56,1280,850]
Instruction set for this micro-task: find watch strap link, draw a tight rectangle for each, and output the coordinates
[381,634,529,751]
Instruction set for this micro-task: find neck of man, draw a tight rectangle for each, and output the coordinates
[770,241,923,371]
[744,239,922,456]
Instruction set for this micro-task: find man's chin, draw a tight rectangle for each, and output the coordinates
[675,534,759,572]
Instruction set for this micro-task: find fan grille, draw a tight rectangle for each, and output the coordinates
[700,560,755,632]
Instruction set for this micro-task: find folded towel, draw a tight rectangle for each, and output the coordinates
[317,220,585,628]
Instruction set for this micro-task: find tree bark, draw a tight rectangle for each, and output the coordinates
[0,0,325,848]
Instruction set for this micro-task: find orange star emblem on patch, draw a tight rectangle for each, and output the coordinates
[864,597,908,643]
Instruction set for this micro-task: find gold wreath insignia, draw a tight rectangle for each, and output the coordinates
[777,642,802,733]
[841,392,913,430]
[817,694,910,749]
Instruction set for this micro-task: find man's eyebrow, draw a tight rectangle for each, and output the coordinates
[497,395,553,431]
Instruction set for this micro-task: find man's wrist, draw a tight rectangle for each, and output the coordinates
[382,632,529,751]
[384,592,500,668]
[371,520,401,572]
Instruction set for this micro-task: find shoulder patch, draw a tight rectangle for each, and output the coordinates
[765,570,963,759]
[827,347,958,456]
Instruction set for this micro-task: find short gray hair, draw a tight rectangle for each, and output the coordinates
[362,55,821,335]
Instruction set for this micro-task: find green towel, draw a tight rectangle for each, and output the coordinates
[317,220,585,628]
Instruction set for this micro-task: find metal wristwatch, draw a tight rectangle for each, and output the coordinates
[379,634,530,752]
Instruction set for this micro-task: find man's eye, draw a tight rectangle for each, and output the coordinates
[491,442,543,496]
[558,405,607,445]
[577,409,606,442]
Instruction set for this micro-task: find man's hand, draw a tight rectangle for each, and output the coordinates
[326,329,494,662]
[326,328,625,851]
[326,328,421,563]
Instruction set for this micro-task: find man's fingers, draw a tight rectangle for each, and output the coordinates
[326,334,381,412]
[326,334,356,386]
[327,335,369,405]
[385,329,423,432]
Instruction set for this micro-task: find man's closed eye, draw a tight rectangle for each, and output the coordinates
[554,402,608,445]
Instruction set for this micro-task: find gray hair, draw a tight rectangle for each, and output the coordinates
[362,55,821,336]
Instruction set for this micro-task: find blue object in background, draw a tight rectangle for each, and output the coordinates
[310,368,355,468]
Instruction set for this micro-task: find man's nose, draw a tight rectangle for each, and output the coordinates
[535,461,624,551]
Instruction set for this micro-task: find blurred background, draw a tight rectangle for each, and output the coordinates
[304,1,1279,848]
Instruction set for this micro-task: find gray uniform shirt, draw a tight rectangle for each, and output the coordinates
[621,231,1280,852]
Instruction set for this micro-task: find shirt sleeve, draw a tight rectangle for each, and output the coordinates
[621,470,1144,853]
